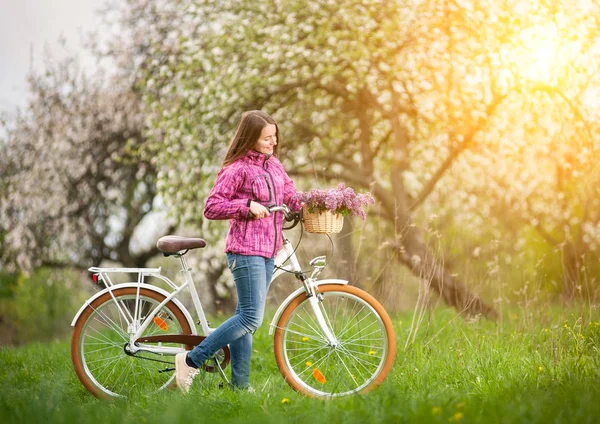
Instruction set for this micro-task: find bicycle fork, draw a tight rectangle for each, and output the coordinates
[301,255,339,348]
[307,291,340,348]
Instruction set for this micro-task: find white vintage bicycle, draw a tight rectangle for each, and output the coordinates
[71,205,396,399]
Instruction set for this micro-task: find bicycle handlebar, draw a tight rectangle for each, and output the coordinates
[268,204,302,230]
[268,204,291,218]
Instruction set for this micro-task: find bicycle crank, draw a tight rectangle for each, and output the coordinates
[134,334,231,373]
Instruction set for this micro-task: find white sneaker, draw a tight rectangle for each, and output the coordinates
[175,352,199,393]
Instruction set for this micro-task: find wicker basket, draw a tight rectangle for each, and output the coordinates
[303,205,344,234]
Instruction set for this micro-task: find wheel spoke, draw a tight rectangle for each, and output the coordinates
[90,307,130,341]
[291,305,331,343]
[333,349,361,389]
[339,345,382,370]
[342,327,385,347]
[334,305,372,340]
[341,339,385,349]
[295,348,337,378]
[290,343,332,372]
[84,328,126,349]
[274,325,329,342]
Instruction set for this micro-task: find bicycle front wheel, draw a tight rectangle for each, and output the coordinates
[71,287,193,398]
[273,284,396,397]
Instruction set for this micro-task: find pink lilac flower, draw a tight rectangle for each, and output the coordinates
[294,183,375,219]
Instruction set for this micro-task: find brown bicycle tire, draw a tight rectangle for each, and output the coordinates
[273,284,396,397]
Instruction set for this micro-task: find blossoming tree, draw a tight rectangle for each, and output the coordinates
[5,0,596,317]
[126,0,518,317]
[0,34,236,313]
[127,0,600,315]
[0,55,164,271]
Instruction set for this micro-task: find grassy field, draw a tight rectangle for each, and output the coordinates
[1,306,599,424]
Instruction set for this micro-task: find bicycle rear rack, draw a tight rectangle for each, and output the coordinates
[87,266,179,290]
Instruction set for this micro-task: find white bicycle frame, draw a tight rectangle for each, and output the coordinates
[71,223,348,360]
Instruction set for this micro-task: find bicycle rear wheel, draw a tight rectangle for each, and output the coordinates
[71,287,193,398]
[273,284,396,397]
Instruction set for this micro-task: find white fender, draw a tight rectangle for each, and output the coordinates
[71,283,197,334]
[268,279,348,335]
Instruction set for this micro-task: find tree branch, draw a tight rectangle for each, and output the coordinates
[410,93,507,211]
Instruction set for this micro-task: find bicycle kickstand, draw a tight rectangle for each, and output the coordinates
[212,358,230,386]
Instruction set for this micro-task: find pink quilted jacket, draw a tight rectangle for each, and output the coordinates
[204,150,301,258]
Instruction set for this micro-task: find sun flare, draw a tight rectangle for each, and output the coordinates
[510,23,562,84]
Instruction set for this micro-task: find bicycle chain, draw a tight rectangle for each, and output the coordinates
[123,342,175,371]
[128,351,221,373]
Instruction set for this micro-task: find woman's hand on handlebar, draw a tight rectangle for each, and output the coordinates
[249,201,270,219]
[268,204,302,230]
[267,204,291,218]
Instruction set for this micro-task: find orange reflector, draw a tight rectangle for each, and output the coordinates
[312,368,326,384]
[153,316,168,331]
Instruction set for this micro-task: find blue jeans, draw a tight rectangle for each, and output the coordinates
[187,253,274,388]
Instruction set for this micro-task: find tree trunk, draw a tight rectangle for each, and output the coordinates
[386,114,497,319]
[392,222,497,319]
[331,217,361,286]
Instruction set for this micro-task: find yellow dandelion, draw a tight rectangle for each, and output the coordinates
[368,350,376,355]
[281,398,290,404]
[544,328,549,333]
[432,406,442,416]
[538,366,544,372]
[449,412,464,422]
[305,361,313,367]
[302,337,309,342]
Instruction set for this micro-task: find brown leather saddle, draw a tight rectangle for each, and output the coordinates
[156,235,207,256]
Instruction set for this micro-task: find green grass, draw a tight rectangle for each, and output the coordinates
[1,307,599,424]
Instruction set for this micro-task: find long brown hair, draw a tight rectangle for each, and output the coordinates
[222,110,280,167]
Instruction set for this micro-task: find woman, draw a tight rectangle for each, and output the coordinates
[175,110,302,392]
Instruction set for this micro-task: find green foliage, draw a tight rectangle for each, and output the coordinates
[0,271,18,299]
[0,268,89,345]
[1,307,599,423]
[417,198,600,304]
